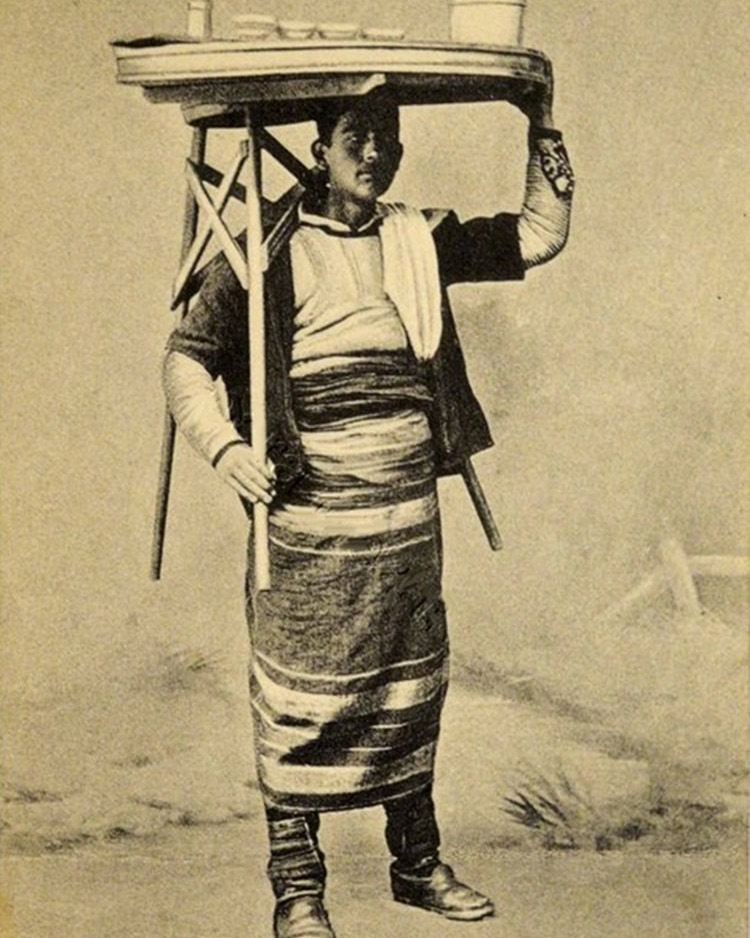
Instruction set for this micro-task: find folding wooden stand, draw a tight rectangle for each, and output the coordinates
[152,116,314,586]
[112,36,553,585]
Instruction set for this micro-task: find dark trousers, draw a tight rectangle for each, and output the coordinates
[265,789,441,901]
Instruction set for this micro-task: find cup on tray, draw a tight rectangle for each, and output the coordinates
[317,22,360,40]
[278,19,316,39]
[450,0,526,46]
[233,13,277,40]
[361,27,406,41]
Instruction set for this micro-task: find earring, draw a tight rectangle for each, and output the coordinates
[312,161,329,182]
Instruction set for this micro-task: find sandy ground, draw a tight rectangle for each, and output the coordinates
[2,680,747,938]
[2,818,746,938]
[1,588,746,938]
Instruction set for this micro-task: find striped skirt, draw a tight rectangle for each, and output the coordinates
[247,355,449,812]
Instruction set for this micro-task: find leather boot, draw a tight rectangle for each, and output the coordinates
[265,811,337,937]
[390,859,495,921]
[266,812,327,902]
[273,895,337,938]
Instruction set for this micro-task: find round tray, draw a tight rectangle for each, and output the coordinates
[111,37,551,126]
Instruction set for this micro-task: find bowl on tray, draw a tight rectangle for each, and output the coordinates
[278,19,316,40]
[317,22,360,40]
[233,13,277,40]
[361,27,406,41]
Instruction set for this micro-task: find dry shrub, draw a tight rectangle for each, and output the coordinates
[504,769,744,853]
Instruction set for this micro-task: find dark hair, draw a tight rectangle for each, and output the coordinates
[314,88,400,145]
[314,99,353,145]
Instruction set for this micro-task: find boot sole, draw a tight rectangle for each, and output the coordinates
[393,895,495,921]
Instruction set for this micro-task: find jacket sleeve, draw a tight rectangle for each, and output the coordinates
[165,253,247,381]
[431,210,526,286]
[162,350,245,465]
[517,128,574,267]
[163,254,252,464]
[431,129,574,284]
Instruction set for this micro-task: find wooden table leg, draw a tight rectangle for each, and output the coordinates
[151,125,207,581]
[461,458,503,551]
[245,113,271,591]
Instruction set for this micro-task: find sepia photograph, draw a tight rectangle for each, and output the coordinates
[1,1,747,936]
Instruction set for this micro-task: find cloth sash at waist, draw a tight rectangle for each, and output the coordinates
[290,353,433,431]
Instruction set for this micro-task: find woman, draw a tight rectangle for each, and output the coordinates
[163,86,573,938]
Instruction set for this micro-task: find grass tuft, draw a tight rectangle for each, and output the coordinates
[3,786,63,805]
[504,771,743,853]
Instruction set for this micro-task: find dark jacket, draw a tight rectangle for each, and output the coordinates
[166,208,525,495]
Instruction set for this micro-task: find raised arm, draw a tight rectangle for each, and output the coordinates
[515,86,575,267]
[431,86,574,284]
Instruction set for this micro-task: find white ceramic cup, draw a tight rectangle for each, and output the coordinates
[450,0,526,46]
[187,0,213,40]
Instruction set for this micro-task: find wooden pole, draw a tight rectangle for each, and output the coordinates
[689,555,750,578]
[257,127,313,185]
[659,537,703,617]
[596,549,747,624]
[461,459,503,551]
[151,125,207,581]
[596,569,668,624]
[184,159,248,287]
[172,141,248,309]
[245,113,271,591]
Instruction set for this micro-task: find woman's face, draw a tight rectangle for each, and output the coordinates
[315,102,403,214]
